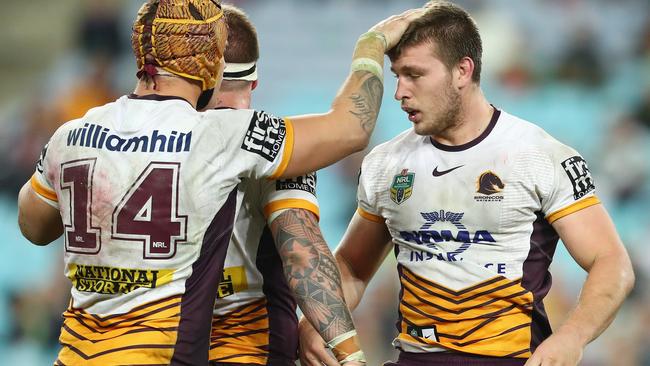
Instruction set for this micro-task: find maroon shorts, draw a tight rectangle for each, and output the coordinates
[382,351,527,366]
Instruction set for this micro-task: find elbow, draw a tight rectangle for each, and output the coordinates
[28,238,53,246]
[20,231,53,246]
[353,137,370,154]
[18,216,56,246]
[616,248,636,296]
[349,128,371,153]
[19,226,53,246]
[622,263,636,296]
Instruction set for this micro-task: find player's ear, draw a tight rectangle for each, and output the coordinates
[455,56,474,88]
[251,80,258,91]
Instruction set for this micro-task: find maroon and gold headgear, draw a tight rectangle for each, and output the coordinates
[131,0,227,90]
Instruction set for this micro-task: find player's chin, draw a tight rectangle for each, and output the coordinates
[412,122,432,136]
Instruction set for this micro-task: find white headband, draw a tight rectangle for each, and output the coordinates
[223,62,258,81]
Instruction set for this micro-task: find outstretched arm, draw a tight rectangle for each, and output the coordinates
[525,204,635,366]
[270,209,365,365]
[280,8,426,178]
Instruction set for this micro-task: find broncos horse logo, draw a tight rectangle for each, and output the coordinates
[477,171,505,195]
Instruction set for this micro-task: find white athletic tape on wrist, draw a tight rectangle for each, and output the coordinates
[327,330,362,363]
[341,350,366,364]
[350,58,383,82]
[358,31,388,50]
[327,330,357,349]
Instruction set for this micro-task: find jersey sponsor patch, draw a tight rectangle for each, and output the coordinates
[561,156,595,200]
[276,172,317,195]
[400,209,496,263]
[217,266,248,299]
[68,263,173,295]
[406,325,439,342]
[240,111,286,162]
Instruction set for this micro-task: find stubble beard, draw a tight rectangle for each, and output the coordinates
[419,83,462,136]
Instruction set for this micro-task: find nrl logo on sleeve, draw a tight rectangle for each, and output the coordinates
[390,169,415,204]
[276,172,317,195]
[561,156,595,200]
[240,111,287,162]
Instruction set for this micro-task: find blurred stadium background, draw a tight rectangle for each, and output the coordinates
[0,0,648,364]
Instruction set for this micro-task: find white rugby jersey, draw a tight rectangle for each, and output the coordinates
[209,172,319,364]
[357,108,599,358]
[29,94,294,365]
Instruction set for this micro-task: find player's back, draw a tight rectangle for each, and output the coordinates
[34,94,288,365]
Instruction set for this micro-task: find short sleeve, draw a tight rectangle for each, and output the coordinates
[207,109,294,180]
[31,142,59,208]
[237,111,294,179]
[261,171,320,224]
[356,153,384,223]
[540,143,599,223]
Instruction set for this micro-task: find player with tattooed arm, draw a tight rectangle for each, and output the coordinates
[204,5,363,365]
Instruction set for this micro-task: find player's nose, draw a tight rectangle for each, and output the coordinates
[394,79,410,100]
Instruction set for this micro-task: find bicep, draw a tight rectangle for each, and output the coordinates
[281,112,359,179]
[18,182,63,245]
[335,212,392,284]
[552,204,628,271]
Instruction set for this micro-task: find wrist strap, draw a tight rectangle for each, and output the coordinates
[358,31,388,50]
[340,350,366,364]
[350,57,383,82]
[327,330,364,364]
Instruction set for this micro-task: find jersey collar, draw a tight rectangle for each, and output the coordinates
[128,93,193,107]
[429,106,501,152]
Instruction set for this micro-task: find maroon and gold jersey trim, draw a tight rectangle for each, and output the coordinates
[263,198,319,221]
[356,207,383,223]
[209,298,269,364]
[398,266,533,358]
[268,118,294,180]
[57,295,182,364]
[31,173,57,202]
[546,196,600,223]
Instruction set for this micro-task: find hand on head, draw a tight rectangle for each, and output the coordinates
[368,7,428,51]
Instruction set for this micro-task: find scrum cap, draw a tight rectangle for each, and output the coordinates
[131,0,227,90]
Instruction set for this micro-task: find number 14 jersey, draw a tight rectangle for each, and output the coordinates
[30,94,293,365]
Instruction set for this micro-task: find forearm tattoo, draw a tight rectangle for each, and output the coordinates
[271,209,355,342]
[349,74,383,135]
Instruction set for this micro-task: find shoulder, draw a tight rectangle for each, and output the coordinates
[201,108,256,125]
[198,108,257,147]
[359,129,420,187]
[200,108,285,137]
[47,116,87,146]
[498,110,579,159]
[364,128,419,164]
